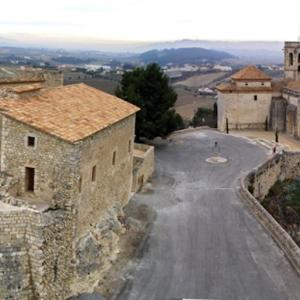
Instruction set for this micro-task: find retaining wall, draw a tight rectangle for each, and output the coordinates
[240,151,300,275]
[0,205,74,299]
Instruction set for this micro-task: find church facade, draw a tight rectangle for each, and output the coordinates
[217,41,300,138]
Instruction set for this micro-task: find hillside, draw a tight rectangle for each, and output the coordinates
[139,48,234,65]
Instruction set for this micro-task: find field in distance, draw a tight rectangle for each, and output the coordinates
[175,71,228,88]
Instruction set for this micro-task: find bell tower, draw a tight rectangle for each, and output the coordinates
[284,41,300,81]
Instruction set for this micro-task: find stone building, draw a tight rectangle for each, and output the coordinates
[284,41,300,81]
[0,82,154,299]
[217,66,273,131]
[217,40,300,138]
[0,67,63,91]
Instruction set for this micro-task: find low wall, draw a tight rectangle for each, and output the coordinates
[247,151,300,200]
[240,151,300,275]
[0,203,74,299]
[132,143,154,192]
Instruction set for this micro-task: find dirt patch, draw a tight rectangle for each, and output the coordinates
[175,72,227,88]
[262,178,300,246]
[92,198,155,299]
[174,87,216,120]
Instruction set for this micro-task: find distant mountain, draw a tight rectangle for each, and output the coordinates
[139,48,234,65]
[0,35,284,64]
[136,40,284,64]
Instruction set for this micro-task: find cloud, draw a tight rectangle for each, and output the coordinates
[0,0,299,42]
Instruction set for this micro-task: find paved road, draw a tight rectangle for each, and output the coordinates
[115,130,300,300]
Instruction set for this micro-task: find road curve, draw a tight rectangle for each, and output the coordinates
[115,130,300,300]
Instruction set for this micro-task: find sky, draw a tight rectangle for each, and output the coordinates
[0,0,300,43]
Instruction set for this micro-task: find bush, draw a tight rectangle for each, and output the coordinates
[190,107,214,127]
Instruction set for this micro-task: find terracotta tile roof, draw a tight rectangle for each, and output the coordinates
[216,82,273,93]
[231,65,271,81]
[0,83,139,143]
[286,80,300,92]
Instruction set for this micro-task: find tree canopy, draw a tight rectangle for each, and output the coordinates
[116,63,184,140]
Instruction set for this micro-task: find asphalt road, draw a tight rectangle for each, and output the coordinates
[115,130,300,300]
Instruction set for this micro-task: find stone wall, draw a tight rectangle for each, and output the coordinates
[0,112,154,298]
[247,151,300,200]
[270,97,286,132]
[240,151,300,274]
[132,143,155,193]
[217,91,272,131]
[42,70,63,88]
[0,202,75,299]
[75,115,135,235]
[0,206,35,299]
[0,116,79,208]
[284,42,300,81]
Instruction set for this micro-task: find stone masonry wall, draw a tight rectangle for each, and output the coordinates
[75,115,135,236]
[69,115,136,294]
[132,143,155,193]
[0,202,75,300]
[218,92,272,131]
[247,151,300,201]
[0,116,79,208]
[0,113,144,298]
[241,151,300,274]
[0,206,35,299]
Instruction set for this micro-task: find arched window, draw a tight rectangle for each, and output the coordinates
[289,53,294,66]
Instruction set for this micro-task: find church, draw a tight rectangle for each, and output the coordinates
[217,41,300,138]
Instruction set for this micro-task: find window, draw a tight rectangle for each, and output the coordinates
[128,140,132,153]
[254,95,258,101]
[112,151,117,165]
[25,167,35,192]
[92,166,96,182]
[245,82,248,86]
[27,136,36,147]
[298,65,300,72]
[289,53,294,66]
[298,53,300,63]
[78,176,82,192]
[261,82,265,86]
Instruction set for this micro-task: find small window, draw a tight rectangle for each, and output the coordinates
[78,176,82,192]
[25,167,35,192]
[254,95,258,101]
[289,53,294,66]
[112,151,117,165]
[92,166,96,182]
[245,82,248,86]
[261,82,265,86]
[128,140,132,153]
[27,136,36,147]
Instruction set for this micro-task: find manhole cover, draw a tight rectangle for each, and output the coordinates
[205,156,228,164]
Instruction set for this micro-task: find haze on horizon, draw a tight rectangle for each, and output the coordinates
[1,0,300,45]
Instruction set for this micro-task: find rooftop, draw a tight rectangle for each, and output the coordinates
[286,80,300,92]
[231,65,271,81]
[216,82,273,93]
[0,83,139,143]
